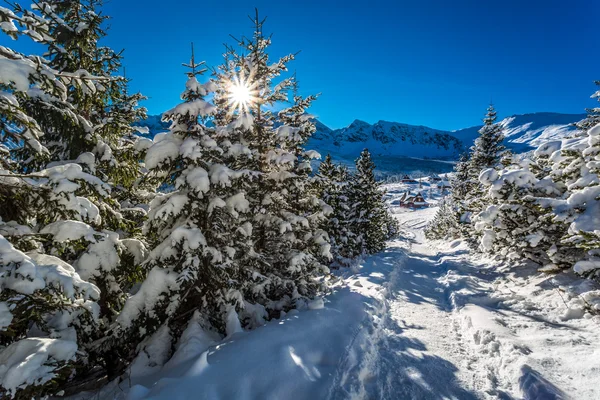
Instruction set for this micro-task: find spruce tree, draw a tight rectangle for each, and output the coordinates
[318,155,357,265]
[469,104,505,173]
[0,3,150,395]
[348,149,396,254]
[113,51,252,367]
[425,198,461,240]
[426,105,504,242]
[211,11,331,316]
[560,122,600,279]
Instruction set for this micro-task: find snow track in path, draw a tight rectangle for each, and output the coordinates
[328,208,484,400]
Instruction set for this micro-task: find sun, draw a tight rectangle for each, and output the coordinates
[230,81,251,106]
[226,73,259,113]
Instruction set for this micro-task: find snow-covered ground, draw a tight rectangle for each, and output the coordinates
[89,183,599,400]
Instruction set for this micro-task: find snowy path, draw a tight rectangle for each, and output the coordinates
[328,210,482,400]
[329,243,480,400]
[103,206,599,400]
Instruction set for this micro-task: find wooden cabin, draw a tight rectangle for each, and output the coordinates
[398,191,429,209]
[401,174,419,184]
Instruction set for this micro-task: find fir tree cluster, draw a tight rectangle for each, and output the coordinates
[318,151,399,266]
[426,97,600,282]
[0,4,396,398]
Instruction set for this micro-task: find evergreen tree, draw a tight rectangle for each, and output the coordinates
[426,153,474,241]
[318,155,357,265]
[451,153,472,202]
[347,149,396,254]
[211,11,332,316]
[115,14,334,375]
[424,198,461,240]
[469,104,505,173]
[113,51,252,365]
[0,3,150,395]
[430,105,506,240]
[559,122,600,279]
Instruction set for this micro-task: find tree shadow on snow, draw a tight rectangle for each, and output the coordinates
[331,311,480,400]
[330,248,481,400]
[519,365,567,400]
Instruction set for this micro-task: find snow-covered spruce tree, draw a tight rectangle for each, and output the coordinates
[557,123,600,279]
[212,12,331,316]
[110,54,244,367]
[469,104,505,173]
[463,104,505,213]
[426,106,505,242]
[472,91,600,279]
[424,198,461,240]
[0,49,107,397]
[471,160,564,266]
[318,154,357,265]
[1,4,150,395]
[425,153,470,240]
[5,1,149,229]
[347,149,397,254]
[465,137,584,272]
[451,152,473,202]
[3,0,149,312]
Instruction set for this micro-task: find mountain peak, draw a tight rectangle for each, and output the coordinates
[347,119,371,128]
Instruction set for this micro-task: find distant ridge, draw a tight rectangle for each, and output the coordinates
[137,111,585,175]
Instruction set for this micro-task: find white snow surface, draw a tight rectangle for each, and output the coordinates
[91,185,599,400]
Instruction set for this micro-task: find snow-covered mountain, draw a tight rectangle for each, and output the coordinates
[137,112,585,175]
[452,112,585,153]
[309,119,464,157]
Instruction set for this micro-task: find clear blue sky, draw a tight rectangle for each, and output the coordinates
[3,0,599,130]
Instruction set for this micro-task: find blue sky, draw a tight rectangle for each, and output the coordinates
[2,0,599,130]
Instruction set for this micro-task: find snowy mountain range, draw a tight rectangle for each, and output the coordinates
[451,112,586,153]
[137,111,585,175]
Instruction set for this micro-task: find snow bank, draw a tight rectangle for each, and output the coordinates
[91,242,401,400]
[436,233,600,399]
